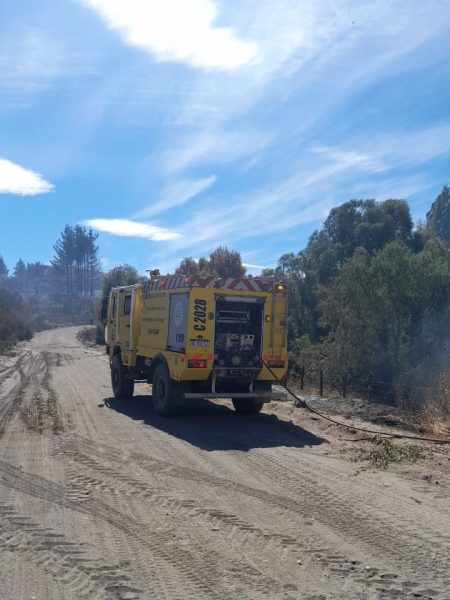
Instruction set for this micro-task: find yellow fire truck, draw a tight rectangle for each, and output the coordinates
[104,275,287,415]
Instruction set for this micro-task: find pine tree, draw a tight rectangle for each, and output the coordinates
[0,256,8,286]
[13,259,27,292]
[427,185,450,246]
[52,225,100,295]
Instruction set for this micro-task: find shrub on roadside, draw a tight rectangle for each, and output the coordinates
[76,324,105,346]
[0,288,33,352]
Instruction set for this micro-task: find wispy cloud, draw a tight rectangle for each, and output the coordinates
[0,31,61,105]
[314,124,450,174]
[150,123,450,255]
[79,0,258,70]
[84,218,180,241]
[243,262,269,270]
[311,147,387,174]
[159,130,269,174]
[0,158,54,195]
[133,174,216,218]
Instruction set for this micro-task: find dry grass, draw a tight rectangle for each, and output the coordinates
[352,438,425,469]
[420,361,450,437]
[76,326,97,345]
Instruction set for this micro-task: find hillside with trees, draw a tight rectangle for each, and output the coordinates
[273,187,450,417]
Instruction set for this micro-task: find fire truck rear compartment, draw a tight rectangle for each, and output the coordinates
[214,295,264,372]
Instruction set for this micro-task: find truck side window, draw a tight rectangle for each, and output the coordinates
[124,295,132,316]
[112,296,118,317]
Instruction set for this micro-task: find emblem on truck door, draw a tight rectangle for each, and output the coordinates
[174,301,185,327]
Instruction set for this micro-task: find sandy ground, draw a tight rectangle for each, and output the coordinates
[0,327,449,600]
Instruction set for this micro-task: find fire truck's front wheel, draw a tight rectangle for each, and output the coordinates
[111,355,134,400]
[152,364,183,416]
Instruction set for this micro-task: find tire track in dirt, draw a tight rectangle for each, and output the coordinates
[0,459,272,600]
[0,364,17,387]
[0,349,64,438]
[130,448,448,598]
[0,502,142,599]
[239,450,450,589]
[19,351,64,436]
[60,440,450,597]
[0,350,33,438]
[53,435,421,599]
[58,445,308,578]
[53,440,283,597]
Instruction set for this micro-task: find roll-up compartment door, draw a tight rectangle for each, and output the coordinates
[167,293,188,352]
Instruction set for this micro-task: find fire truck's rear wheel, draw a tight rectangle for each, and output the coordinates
[152,364,185,416]
[232,382,270,414]
[111,354,134,399]
[232,398,264,414]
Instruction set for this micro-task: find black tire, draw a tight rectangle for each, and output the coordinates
[152,363,185,416]
[232,381,271,414]
[232,397,264,414]
[111,354,134,399]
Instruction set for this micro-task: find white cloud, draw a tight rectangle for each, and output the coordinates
[84,218,180,241]
[0,158,54,195]
[134,175,216,218]
[80,0,258,70]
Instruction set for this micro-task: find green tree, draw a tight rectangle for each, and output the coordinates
[323,198,413,263]
[209,246,245,278]
[281,198,415,349]
[0,255,8,286]
[25,262,48,295]
[319,238,450,403]
[102,264,140,298]
[12,259,27,292]
[175,257,200,276]
[52,225,99,295]
[427,185,450,246]
[174,247,246,278]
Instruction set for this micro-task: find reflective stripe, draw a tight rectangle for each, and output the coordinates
[142,276,272,292]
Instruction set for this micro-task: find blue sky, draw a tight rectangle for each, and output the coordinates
[1,1,450,275]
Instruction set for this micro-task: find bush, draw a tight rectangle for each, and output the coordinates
[0,288,33,352]
[76,324,105,346]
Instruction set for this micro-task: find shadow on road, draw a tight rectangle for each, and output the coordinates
[104,394,326,452]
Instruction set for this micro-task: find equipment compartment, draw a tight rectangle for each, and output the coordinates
[214,295,264,368]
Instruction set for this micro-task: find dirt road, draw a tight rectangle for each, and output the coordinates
[0,327,449,599]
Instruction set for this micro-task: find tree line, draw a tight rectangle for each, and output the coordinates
[2,225,100,297]
[0,225,101,348]
[270,186,450,411]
